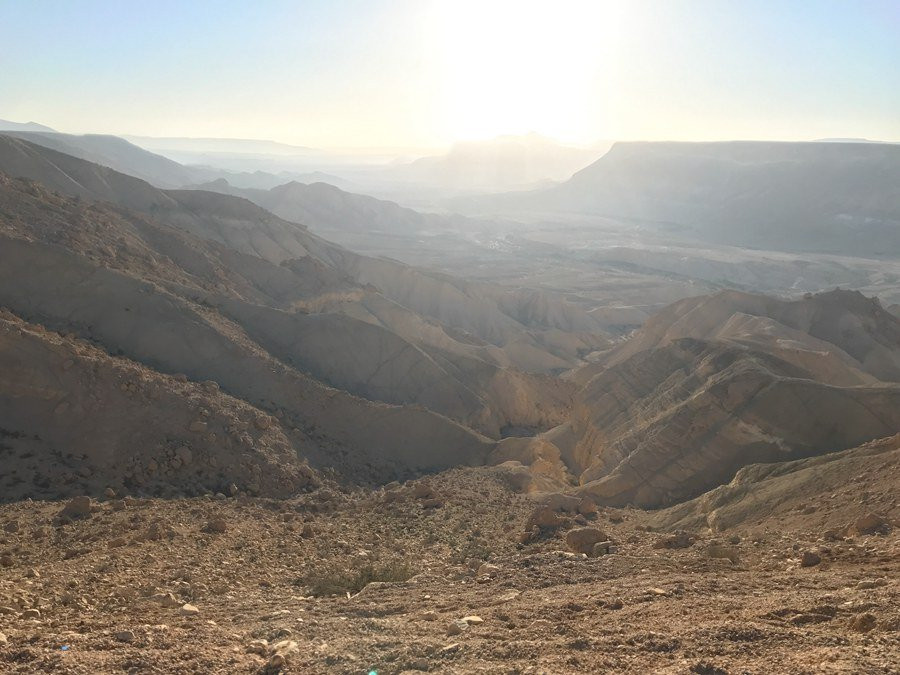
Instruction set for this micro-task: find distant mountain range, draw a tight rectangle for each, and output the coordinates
[458,140,900,257]
[0,118,56,133]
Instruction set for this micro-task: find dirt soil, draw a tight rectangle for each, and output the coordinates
[0,467,897,674]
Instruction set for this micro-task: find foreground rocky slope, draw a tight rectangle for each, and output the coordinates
[0,454,896,674]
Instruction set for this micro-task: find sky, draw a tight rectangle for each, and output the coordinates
[1,0,898,150]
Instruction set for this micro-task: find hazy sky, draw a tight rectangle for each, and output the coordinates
[1,0,898,149]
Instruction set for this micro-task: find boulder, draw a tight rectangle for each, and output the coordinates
[852,513,890,536]
[58,496,92,521]
[565,527,608,555]
[800,551,822,567]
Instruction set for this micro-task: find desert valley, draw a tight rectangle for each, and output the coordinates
[1,1,899,673]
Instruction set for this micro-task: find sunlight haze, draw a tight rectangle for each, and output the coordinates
[1,0,898,149]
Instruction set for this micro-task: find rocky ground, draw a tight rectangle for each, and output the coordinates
[0,466,897,674]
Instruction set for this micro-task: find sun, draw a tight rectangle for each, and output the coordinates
[428,0,624,144]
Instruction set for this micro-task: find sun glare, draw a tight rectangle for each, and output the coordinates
[429,0,624,144]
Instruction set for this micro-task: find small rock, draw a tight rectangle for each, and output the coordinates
[104,487,117,498]
[21,608,41,620]
[0,554,12,567]
[526,506,565,530]
[422,611,439,622]
[3,521,19,533]
[180,603,200,616]
[565,527,608,555]
[115,630,135,643]
[203,518,227,534]
[476,563,500,577]
[849,612,877,632]
[188,420,208,433]
[175,446,193,466]
[270,639,299,667]
[246,639,268,655]
[253,416,271,430]
[461,615,483,625]
[591,540,614,557]
[577,498,598,516]
[653,530,695,549]
[58,496,92,521]
[0,632,6,644]
[529,619,554,631]
[853,513,890,536]
[152,593,181,607]
[856,578,887,590]
[706,543,741,564]
[800,551,822,567]
[447,619,468,636]
[607,598,624,610]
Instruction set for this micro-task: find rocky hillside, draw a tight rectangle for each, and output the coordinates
[499,290,900,508]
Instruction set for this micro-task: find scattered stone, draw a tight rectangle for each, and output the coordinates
[477,563,500,577]
[115,630,135,643]
[58,496,92,521]
[175,446,193,466]
[188,420,208,433]
[447,619,469,636]
[152,593,181,608]
[269,639,299,668]
[853,513,890,536]
[526,506,565,531]
[565,527,608,555]
[591,540,614,557]
[577,498,598,516]
[849,612,877,632]
[461,615,483,625]
[706,543,741,564]
[203,518,227,534]
[246,639,268,655]
[180,603,200,616]
[653,530,695,549]
[800,551,822,567]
